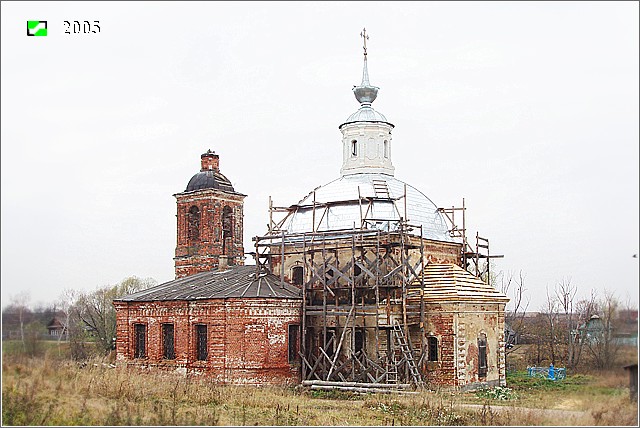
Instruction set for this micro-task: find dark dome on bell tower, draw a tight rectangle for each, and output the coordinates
[174,149,246,278]
[185,150,236,193]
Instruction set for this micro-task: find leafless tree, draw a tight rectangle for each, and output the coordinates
[55,289,78,354]
[9,292,31,352]
[586,290,622,369]
[571,289,598,368]
[500,270,529,361]
[74,276,156,355]
[555,278,578,367]
[542,286,560,365]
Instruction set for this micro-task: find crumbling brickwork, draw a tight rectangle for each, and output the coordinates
[423,301,506,389]
[114,298,302,385]
[174,191,244,277]
[174,151,245,278]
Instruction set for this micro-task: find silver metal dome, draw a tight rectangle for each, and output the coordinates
[282,173,455,242]
[342,105,390,126]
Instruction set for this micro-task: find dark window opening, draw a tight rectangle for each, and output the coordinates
[428,336,438,362]
[196,324,208,361]
[188,205,200,241]
[292,266,304,286]
[478,333,487,377]
[134,324,146,358]
[354,329,365,354]
[163,324,175,360]
[288,324,300,363]
[354,263,362,278]
[222,206,233,254]
[351,140,358,156]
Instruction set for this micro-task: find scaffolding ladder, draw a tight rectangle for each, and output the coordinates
[392,321,424,387]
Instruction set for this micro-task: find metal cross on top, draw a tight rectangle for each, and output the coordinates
[360,28,369,56]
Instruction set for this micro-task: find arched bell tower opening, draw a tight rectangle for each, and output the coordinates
[174,150,246,278]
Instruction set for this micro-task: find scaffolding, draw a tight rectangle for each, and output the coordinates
[252,192,499,390]
[437,198,503,284]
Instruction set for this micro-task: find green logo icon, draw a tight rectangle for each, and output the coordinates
[27,21,47,36]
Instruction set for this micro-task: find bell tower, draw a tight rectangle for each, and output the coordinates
[174,150,246,278]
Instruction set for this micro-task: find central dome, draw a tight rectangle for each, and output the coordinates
[282,174,454,242]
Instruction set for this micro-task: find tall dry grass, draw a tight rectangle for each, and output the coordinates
[2,349,637,426]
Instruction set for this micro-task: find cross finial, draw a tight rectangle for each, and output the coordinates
[360,28,369,56]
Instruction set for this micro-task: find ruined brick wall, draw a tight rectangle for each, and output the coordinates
[422,301,506,389]
[456,302,506,389]
[114,298,302,385]
[422,303,457,387]
[174,190,245,278]
[271,237,463,287]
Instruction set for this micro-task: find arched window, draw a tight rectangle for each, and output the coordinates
[187,206,200,241]
[351,140,358,156]
[292,266,304,286]
[427,336,438,362]
[222,206,233,239]
[478,333,487,377]
[384,140,388,158]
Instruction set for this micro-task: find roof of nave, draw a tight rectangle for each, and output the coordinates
[115,265,301,302]
[411,264,509,303]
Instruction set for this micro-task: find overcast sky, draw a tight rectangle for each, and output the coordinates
[2,1,638,312]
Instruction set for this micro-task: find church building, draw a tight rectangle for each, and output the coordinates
[114,30,508,390]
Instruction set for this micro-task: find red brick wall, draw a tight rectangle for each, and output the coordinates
[114,298,302,385]
[422,303,458,386]
[174,190,245,278]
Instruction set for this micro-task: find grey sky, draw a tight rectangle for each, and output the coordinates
[2,1,638,312]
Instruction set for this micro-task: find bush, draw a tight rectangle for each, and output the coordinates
[475,386,518,401]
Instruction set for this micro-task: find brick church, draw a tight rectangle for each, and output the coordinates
[114,32,508,390]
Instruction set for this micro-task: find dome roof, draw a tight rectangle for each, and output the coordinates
[185,170,235,193]
[341,105,391,128]
[282,173,455,243]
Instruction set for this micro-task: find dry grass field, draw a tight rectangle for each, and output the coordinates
[1,342,637,426]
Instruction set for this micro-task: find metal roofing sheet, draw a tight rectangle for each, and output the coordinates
[115,265,301,302]
[282,173,455,242]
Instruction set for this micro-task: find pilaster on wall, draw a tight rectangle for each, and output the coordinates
[497,305,507,386]
[456,314,466,386]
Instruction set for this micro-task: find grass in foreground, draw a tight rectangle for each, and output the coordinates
[1,351,637,426]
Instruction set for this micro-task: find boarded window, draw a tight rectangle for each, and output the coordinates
[196,324,208,361]
[134,324,146,358]
[288,324,300,363]
[478,333,487,377]
[427,336,438,362]
[292,266,304,286]
[162,324,175,360]
[188,206,200,241]
[354,328,365,354]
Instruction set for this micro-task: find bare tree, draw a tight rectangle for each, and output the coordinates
[570,289,598,368]
[9,292,31,352]
[55,289,78,356]
[586,290,622,369]
[75,276,156,355]
[555,278,578,368]
[501,270,529,362]
[542,286,560,365]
